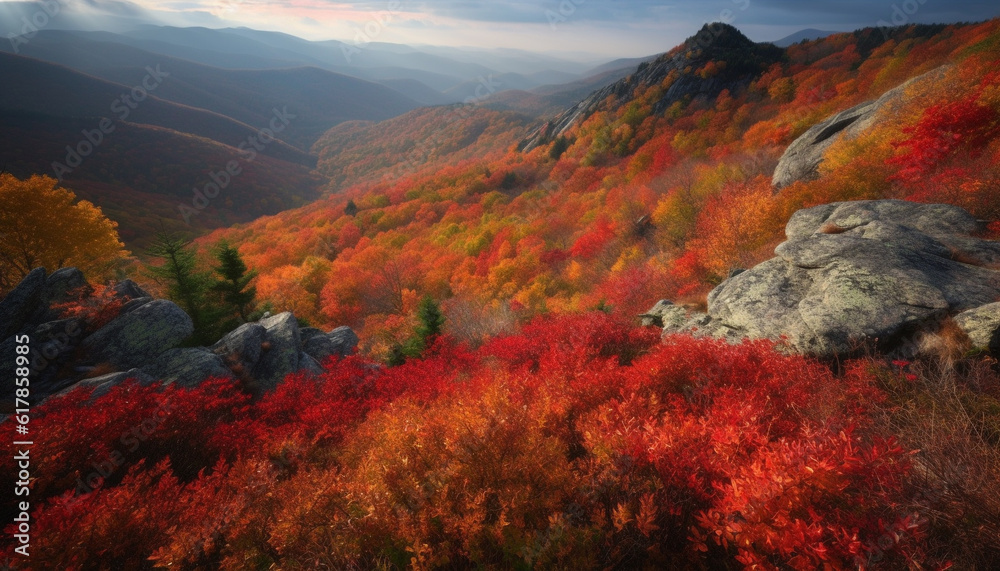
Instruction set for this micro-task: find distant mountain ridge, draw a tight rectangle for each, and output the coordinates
[1,30,422,150]
[0,51,316,163]
[770,28,839,47]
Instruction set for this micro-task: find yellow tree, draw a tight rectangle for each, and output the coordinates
[0,174,128,292]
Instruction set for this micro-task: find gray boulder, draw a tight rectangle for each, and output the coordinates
[657,200,1000,357]
[0,267,47,339]
[119,296,154,315]
[29,318,87,388]
[299,352,324,376]
[111,279,150,301]
[44,267,91,304]
[60,368,157,399]
[302,325,359,364]
[81,299,193,370]
[211,323,267,371]
[638,300,675,327]
[143,348,231,388]
[954,303,1000,354]
[772,66,949,189]
[642,300,744,344]
[0,318,84,402]
[251,312,301,393]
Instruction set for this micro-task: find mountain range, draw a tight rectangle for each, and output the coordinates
[0,22,651,244]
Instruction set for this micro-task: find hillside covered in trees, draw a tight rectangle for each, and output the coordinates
[205,21,1000,355]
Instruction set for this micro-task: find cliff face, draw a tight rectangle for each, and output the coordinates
[519,23,784,151]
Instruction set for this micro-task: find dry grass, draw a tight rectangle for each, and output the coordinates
[818,222,849,234]
[917,317,974,370]
[676,292,709,313]
[875,355,1000,569]
[442,298,519,348]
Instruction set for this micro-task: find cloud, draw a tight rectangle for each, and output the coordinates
[291,0,999,29]
[738,0,1000,27]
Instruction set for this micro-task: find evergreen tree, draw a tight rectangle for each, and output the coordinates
[388,296,447,366]
[402,296,445,359]
[344,200,359,217]
[211,241,257,323]
[549,136,571,160]
[146,233,221,345]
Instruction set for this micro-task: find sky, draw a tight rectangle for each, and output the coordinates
[8,0,1000,58]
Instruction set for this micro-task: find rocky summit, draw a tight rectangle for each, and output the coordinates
[645,200,1000,357]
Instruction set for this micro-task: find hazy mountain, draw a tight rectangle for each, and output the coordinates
[1,30,422,150]
[374,78,452,106]
[0,109,323,246]
[582,54,659,77]
[482,63,651,117]
[531,63,649,102]
[0,51,315,164]
[770,28,839,47]
[0,0,222,33]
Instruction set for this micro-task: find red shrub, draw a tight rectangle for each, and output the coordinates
[52,284,127,331]
[0,315,943,569]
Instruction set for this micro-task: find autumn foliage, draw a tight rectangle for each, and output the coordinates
[197,21,1000,352]
[0,174,129,293]
[2,313,973,569]
[4,20,1000,571]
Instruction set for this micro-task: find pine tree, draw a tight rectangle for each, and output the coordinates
[403,296,445,359]
[388,297,447,366]
[344,200,359,217]
[146,233,221,345]
[211,241,257,324]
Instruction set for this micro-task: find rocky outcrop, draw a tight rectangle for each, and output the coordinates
[0,268,359,404]
[251,312,302,393]
[81,299,194,370]
[954,303,1000,354]
[772,66,950,189]
[302,326,360,363]
[45,267,91,304]
[65,369,156,399]
[112,279,150,300]
[650,200,1000,358]
[208,318,360,395]
[212,323,268,372]
[0,267,47,339]
[520,23,784,152]
[143,348,232,388]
